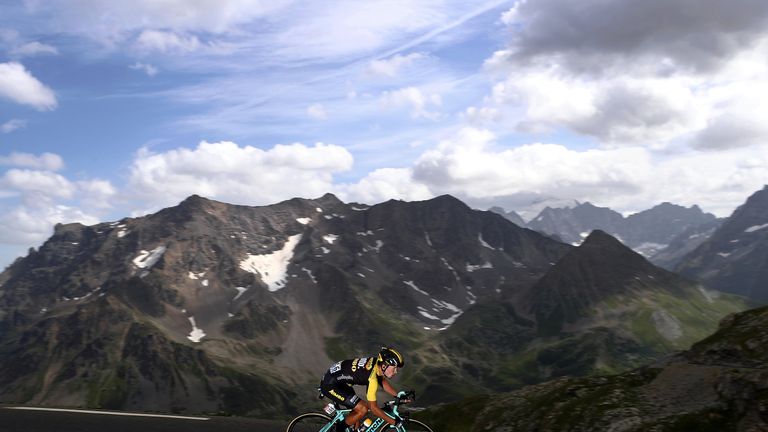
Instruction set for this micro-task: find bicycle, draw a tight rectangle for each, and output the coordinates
[286,390,434,432]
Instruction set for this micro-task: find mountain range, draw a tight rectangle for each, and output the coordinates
[0,187,765,419]
[491,201,721,260]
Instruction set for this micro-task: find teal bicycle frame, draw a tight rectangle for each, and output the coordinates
[320,399,408,432]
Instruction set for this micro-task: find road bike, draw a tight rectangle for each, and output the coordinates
[286,391,434,432]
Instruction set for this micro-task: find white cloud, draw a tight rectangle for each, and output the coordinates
[1,119,27,133]
[339,168,433,204]
[307,103,328,120]
[337,127,768,217]
[129,62,158,76]
[126,140,353,213]
[10,41,58,57]
[135,30,201,53]
[0,152,64,171]
[381,87,442,120]
[366,53,425,78]
[0,204,100,245]
[0,62,57,110]
[76,179,117,209]
[0,169,75,200]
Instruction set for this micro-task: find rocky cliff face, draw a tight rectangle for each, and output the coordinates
[417,305,768,432]
[676,185,768,302]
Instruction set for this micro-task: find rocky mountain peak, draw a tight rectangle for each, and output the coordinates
[527,230,689,335]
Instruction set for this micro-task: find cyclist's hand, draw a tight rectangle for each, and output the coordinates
[396,390,415,403]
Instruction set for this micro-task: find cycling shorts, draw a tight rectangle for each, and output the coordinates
[320,372,361,410]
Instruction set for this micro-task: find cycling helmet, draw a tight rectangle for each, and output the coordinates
[378,346,405,368]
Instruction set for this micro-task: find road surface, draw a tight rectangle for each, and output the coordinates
[0,405,289,432]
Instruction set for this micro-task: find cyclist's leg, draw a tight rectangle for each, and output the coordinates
[345,400,369,428]
[320,376,363,431]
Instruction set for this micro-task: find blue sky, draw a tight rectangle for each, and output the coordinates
[1,0,768,268]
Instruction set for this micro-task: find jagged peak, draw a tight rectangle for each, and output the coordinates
[53,222,86,234]
[314,192,345,205]
[428,194,468,206]
[580,229,626,248]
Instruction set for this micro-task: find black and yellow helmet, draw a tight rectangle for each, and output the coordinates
[379,346,404,368]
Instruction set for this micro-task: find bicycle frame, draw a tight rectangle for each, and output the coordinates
[319,401,406,432]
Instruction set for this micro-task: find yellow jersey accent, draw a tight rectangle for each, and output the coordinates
[366,365,382,401]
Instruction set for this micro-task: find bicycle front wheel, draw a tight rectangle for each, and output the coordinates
[373,419,434,432]
[285,412,334,432]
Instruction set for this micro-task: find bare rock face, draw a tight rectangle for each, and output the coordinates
[676,185,768,302]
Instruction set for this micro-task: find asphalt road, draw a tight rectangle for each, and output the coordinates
[0,406,289,432]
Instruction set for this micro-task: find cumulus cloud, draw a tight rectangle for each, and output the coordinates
[0,169,75,201]
[479,1,768,151]
[501,0,768,75]
[0,204,101,245]
[366,53,426,78]
[126,140,353,213]
[338,168,433,204]
[381,87,442,120]
[10,41,59,57]
[0,152,114,260]
[495,73,706,146]
[1,119,27,133]
[0,152,64,171]
[337,127,768,217]
[0,62,57,110]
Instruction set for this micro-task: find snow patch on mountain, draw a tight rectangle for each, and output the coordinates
[745,223,768,233]
[301,267,317,284]
[187,316,206,342]
[188,271,205,280]
[404,280,429,296]
[239,234,302,292]
[479,234,495,250]
[296,217,311,225]
[233,287,248,300]
[133,246,167,269]
[466,262,493,272]
[323,234,339,244]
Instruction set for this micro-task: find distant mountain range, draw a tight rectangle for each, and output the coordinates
[676,186,768,302]
[490,201,722,259]
[2,187,762,417]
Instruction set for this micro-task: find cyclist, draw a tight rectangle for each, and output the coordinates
[320,347,411,432]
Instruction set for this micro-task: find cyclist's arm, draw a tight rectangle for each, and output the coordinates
[367,370,396,425]
[367,400,396,426]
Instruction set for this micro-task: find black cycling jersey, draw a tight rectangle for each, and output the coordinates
[320,356,383,408]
